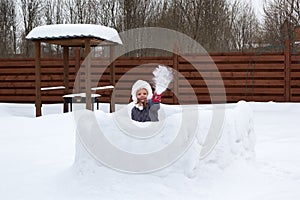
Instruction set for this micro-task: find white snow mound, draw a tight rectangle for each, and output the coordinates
[74,100,255,178]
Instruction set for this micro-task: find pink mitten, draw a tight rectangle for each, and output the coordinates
[152,92,162,103]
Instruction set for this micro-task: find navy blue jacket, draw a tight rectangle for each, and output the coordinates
[131,100,160,122]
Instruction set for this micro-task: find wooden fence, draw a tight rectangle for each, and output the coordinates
[0,50,300,105]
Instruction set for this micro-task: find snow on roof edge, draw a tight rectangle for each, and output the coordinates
[26,24,122,45]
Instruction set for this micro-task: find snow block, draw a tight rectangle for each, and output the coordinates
[73,101,255,178]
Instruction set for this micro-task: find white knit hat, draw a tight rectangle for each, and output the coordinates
[131,80,153,103]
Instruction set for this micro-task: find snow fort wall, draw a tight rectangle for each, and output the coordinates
[73,100,255,178]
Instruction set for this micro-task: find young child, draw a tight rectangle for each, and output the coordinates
[131,80,162,122]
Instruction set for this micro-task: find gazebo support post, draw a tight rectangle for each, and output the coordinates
[63,46,69,112]
[74,47,81,93]
[35,41,42,117]
[85,39,92,110]
[109,46,115,112]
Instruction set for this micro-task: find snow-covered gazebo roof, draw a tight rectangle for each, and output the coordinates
[26,24,122,46]
[26,24,121,117]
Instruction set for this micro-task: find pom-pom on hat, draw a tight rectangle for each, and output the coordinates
[131,80,153,103]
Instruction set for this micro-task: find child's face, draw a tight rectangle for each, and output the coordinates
[136,88,148,103]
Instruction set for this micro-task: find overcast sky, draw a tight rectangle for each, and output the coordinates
[249,0,266,21]
[229,0,269,22]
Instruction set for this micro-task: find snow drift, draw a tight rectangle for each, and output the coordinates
[74,100,255,178]
[2,101,300,200]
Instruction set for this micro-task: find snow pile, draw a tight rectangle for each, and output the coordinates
[1,101,300,200]
[197,101,256,176]
[74,100,255,178]
[0,103,35,118]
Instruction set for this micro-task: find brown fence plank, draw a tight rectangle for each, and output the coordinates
[291,80,300,86]
[115,59,173,66]
[178,79,285,86]
[291,96,300,101]
[179,54,285,63]
[0,74,78,81]
[178,63,285,71]
[291,72,300,78]
[180,71,285,78]
[178,87,284,94]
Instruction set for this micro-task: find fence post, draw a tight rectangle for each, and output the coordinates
[284,39,291,102]
[173,44,179,105]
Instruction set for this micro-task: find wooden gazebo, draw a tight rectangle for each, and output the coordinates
[26,24,122,116]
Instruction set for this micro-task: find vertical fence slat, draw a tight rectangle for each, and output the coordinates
[285,39,291,101]
[173,45,179,105]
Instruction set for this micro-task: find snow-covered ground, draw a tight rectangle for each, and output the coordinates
[0,101,299,200]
